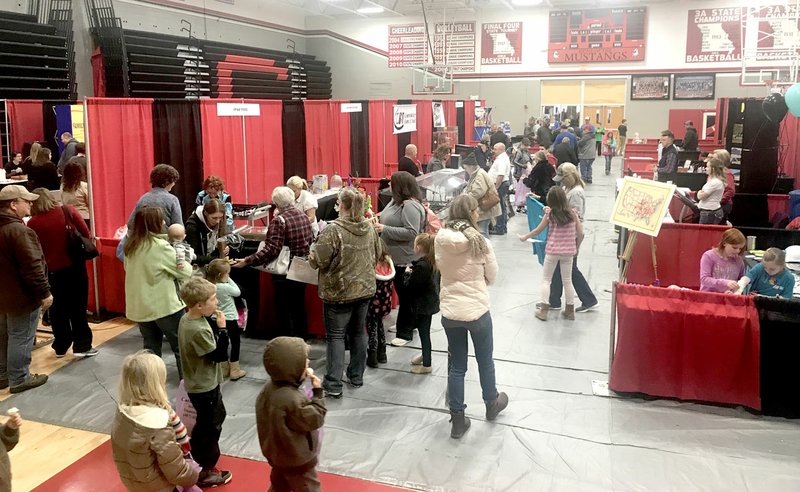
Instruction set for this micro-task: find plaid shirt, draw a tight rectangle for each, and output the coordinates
[248,206,313,266]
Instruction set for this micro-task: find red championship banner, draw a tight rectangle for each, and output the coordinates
[480,22,523,65]
[388,24,428,68]
[433,22,476,73]
[548,8,647,64]
[685,7,743,63]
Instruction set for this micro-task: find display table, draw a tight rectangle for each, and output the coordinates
[610,283,761,410]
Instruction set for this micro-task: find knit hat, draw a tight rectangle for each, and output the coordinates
[462,153,479,168]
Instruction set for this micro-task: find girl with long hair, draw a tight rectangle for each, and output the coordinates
[403,233,439,374]
[697,157,727,224]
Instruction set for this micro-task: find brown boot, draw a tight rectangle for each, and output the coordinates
[229,361,246,380]
[563,304,575,320]
[535,303,549,321]
[221,361,230,379]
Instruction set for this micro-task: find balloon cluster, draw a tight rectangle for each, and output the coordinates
[786,84,800,118]
[762,83,800,122]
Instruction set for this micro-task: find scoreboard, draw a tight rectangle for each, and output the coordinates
[548,8,647,64]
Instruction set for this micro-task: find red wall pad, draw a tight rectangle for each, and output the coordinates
[215,62,288,75]
[304,100,351,178]
[223,54,277,67]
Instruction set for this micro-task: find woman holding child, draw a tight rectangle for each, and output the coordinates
[124,206,192,378]
[185,198,229,267]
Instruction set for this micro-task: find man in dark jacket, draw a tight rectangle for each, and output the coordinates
[0,185,51,394]
[257,337,326,491]
[536,123,553,149]
[577,126,597,184]
[682,121,698,151]
[489,124,510,149]
[553,138,579,166]
[472,136,492,171]
[398,144,421,177]
[57,132,79,174]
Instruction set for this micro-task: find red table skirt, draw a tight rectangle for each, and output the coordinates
[610,283,761,410]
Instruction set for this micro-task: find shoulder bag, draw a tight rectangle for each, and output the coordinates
[253,215,291,275]
[478,172,500,211]
[62,206,99,262]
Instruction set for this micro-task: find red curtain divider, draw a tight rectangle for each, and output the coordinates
[90,47,106,97]
[368,100,397,178]
[86,98,154,238]
[200,99,248,202]
[410,100,433,160]
[304,100,351,178]
[464,100,476,145]
[7,100,44,155]
[243,100,284,201]
[442,100,457,131]
[779,114,800,181]
[610,283,761,410]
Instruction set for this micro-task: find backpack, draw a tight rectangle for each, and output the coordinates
[424,204,442,234]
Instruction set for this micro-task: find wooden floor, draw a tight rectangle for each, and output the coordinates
[4,317,135,491]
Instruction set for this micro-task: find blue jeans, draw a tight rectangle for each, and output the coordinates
[138,309,184,380]
[579,159,594,182]
[0,308,41,386]
[494,181,510,234]
[442,311,498,412]
[549,256,598,308]
[477,219,490,239]
[323,299,369,393]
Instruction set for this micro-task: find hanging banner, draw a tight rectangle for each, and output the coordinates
[685,7,743,63]
[432,102,445,127]
[388,24,428,68]
[481,22,523,65]
[70,105,85,142]
[217,103,261,116]
[434,22,476,73]
[393,104,417,134]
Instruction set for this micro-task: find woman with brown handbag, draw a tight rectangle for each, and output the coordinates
[461,153,500,239]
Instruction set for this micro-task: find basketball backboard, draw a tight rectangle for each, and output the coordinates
[411,64,454,95]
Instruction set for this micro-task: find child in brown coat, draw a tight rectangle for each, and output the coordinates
[256,337,327,492]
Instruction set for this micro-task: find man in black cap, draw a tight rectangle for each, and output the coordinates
[0,185,51,394]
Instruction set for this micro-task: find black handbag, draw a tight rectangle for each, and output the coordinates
[62,206,99,261]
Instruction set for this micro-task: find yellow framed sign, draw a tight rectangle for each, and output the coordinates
[611,177,675,237]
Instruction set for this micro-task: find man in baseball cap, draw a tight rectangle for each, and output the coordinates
[0,185,51,394]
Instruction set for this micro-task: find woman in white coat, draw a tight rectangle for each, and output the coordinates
[435,194,509,439]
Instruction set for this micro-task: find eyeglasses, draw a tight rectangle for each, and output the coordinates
[14,198,31,205]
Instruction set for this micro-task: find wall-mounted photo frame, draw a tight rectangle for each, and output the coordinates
[673,73,715,100]
[631,74,671,100]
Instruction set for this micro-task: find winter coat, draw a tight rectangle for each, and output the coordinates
[0,423,19,492]
[378,200,425,266]
[435,227,498,322]
[111,405,199,492]
[553,139,578,165]
[536,125,553,148]
[463,168,501,222]
[310,216,381,304]
[683,127,698,151]
[257,337,326,470]
[523,161,556,202]
[577,130,597,159]
[403,257,440,315]
[124,233,191,322]
[0,210,50,316]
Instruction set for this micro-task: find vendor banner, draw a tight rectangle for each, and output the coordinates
[432,101,445,127]
[481,22,522,65]
[393,104,417,134]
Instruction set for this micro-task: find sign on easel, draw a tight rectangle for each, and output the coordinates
[610,177,675,237]
[217,103,261,116]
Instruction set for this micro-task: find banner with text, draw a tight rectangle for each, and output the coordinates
[393,104,417,134]
[388,24,428,68]
[434,22,476,73]
[548,8,647,64]
[481,22,523,65]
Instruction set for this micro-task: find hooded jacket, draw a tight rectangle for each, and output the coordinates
[1,423,19,492]
[111,405,199,492]
[435,227,498,321]
[310,216,381,303]
[0,210,50,315]
[185,206,222,267]
[256,337,326,470]
[577,129,597,159]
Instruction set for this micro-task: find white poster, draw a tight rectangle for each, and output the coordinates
[432,102,446,127]
[393,104,417,134]
[340,103,363,113]
[217,103,261,116]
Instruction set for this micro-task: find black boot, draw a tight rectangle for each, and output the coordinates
[485,392,509,421]
[377,343,387,363]
[449,411,471,439]
[367,349,378,368]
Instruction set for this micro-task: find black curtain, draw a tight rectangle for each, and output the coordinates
[755,296,800,418]
[456,102,466,144]
[396,99,412,162]
[349,100,369,177]
[282,101,307,180]
[42,101,62,162]
[152,100,204,219]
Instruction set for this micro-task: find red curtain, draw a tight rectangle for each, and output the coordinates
[304,100,351,178]
[442,100,457,130]
[464,100,476,144]
[243,100,283,202]
[7,100,44,154]
[368,100,393,178]
[90,47,106,97]
[86,98,154,238]
[410,100,433,162]
[200,99,247,202]
[779,114,800,180]
[610,283,761,410]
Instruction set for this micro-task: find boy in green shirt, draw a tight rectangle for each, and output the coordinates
[178,277,232,488]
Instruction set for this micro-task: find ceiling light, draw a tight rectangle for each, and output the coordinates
[510,0,543,6]
[357,6,384,13]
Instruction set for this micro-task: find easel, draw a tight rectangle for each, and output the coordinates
[619,230,659,283]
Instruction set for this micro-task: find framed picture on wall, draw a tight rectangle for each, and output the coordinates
[631,74,670,100]
[673,73,715,100]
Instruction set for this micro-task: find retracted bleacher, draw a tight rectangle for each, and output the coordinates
[95,26,332,100]
[0,10,74,100]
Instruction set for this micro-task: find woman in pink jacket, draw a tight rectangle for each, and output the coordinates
[435,194,508,440]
